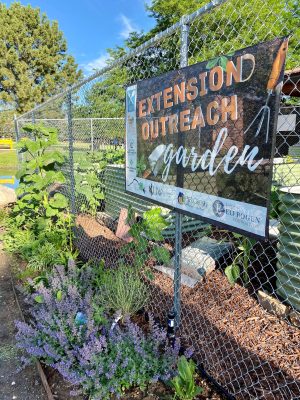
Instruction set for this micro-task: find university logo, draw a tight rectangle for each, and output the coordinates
[178,192,185,204]
[213,200,225,217]
[126,89,136,112]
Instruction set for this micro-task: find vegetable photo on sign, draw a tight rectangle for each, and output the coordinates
[125,37,289,240]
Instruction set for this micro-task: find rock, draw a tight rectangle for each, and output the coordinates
[169,236,232,281]
[269,218,280,239]
[0,185,16,207]
[257,290,290,318]
[153,265,199,288]
[289,310,300,327]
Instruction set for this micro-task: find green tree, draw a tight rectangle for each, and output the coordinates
[0,2,82,113]
[73,0,299,119]
[141,0,299,70]
[73,48,127,118]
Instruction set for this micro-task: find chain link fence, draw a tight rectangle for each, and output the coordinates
[15,0,300,398]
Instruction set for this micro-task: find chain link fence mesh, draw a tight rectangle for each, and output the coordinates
[15,0,299,398]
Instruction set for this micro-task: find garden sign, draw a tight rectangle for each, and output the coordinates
[125,38,288,239]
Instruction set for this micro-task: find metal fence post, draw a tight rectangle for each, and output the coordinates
[31,111,36,141]
[13,114,22,164]
[13,114,19,143]
[67,90,76,215]
[174,18,190,329]
[90,118,94,152]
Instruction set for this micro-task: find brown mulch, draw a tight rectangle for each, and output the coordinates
[146,270,300,400]
[75,214,123,266]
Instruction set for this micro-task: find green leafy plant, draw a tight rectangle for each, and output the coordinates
[225,233,256,285]
[3,124,77,274]
[0,208,9,227]
[14,124,67,226]
[72,148,125,215]
[170,356,203,400]
[122,206,171,271]
[96,265,149,319]
[26,242,63,272]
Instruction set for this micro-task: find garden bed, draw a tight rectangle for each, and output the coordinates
[146,269,300,399]
[11,266,224,400]
[71,213,300,399]
[43,361,224,400]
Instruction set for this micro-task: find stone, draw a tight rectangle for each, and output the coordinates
[289,310,300,327]
[0,185,16,207]
[115,208,133,243]
[269,218,280,239]
[257,290,290,318]
[153,265,199,288]
[169,236,232,281]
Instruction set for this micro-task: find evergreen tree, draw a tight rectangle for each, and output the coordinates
[0,2,82,113]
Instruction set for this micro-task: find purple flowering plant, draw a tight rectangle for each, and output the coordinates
[15,261,184,399]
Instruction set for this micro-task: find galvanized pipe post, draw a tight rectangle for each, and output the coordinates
[13,114,19,143]
[67,90,76,215]
[31,111,36,141]
[13,114,22,164]
[90,118,94,152]
[174,18,189,329]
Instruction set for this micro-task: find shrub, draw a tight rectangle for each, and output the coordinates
[122,207,171,272]
[16,262,180,399]
[96,265,149,319]
[73,148,125,215]
[14,124,67,227]
[3,124,77,273]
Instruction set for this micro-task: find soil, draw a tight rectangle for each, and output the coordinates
[43,365,223,400]
[0,237,47,400]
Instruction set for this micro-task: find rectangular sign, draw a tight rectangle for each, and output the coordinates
[125,38,288,239]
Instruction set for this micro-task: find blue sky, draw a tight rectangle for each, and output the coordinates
[4,0,155,75]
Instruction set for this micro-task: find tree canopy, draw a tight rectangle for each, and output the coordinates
[0,2,82,114]
[74,0,300,118]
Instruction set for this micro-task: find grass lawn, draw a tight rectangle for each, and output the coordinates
[0,150,18,169]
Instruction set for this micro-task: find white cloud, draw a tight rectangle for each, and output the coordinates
[119,14,138,39]
[82,54,109,75]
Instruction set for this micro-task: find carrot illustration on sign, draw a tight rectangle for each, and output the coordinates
[244,38,289,143]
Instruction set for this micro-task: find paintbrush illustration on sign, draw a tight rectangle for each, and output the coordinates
[125,38,288,239]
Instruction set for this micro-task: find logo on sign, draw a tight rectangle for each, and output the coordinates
[126,89,136,112]
[213,200,225,217]
[178,192,185,204]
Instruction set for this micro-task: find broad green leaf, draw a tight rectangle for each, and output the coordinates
[56,290,63,301]
[219,55,228,70]
[94,192,105,200]
[206,57,218,69]
[45,206,58,217]
[34,295,44,303]
[225,263,240,285]
[42,151,65,166]
[49,193,68,209]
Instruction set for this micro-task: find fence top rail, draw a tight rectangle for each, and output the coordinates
[16,0,227,121]
[17,117,125,121]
